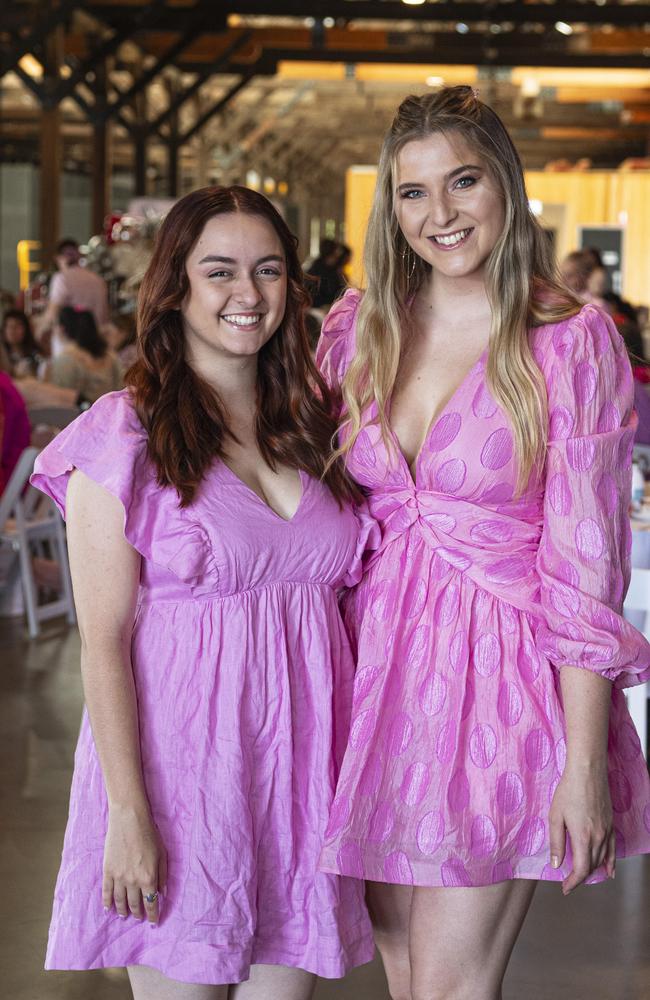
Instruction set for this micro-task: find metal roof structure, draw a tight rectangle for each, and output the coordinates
[2,1,650,256]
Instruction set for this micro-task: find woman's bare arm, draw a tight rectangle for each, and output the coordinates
[66,470,166,922]
[549,666,615,894]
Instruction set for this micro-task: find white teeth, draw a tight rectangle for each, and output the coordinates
[222,314,262,327]
[433,228,471,246]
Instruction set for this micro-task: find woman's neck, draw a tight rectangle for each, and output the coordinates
[415,270,492,329]
[190,351,259,414]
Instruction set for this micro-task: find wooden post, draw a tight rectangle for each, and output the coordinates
[39,25,64,268]
[91,57,111,235]
[133,62,148,196]
[167,140,179,197]
[134,130,148,197]
[92,120,110,234]
[164,75,180,197]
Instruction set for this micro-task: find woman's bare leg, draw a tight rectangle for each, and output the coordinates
[409,880,537,1000]
[128,965,228,1000]
[229,964,316,1000]
[366,881,413,1000]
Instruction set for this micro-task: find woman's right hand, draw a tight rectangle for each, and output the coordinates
[103,803,167,924]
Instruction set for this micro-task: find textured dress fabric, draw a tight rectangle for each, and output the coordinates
[31,389,375,985]
[316,288,650,889]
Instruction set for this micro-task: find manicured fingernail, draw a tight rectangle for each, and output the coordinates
[149,922,156,927]
[551,855,560,869]
[103,906,109,914]
[118,914,127,920]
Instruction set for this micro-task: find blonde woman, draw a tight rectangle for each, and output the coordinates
[317,86,650,1000]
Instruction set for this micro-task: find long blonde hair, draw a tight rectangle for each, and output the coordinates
[340,86,580,490]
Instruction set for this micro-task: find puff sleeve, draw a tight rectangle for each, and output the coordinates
[315,288,380,582]
[315,287,362,394]
[534,304,650,688]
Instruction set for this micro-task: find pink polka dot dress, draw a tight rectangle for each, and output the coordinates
[316,289,650,888]
[31,390,375,984]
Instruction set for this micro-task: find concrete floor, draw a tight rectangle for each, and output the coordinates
[1,619,649,1000]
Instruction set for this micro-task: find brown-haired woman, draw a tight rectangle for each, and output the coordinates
[31,186,374,999]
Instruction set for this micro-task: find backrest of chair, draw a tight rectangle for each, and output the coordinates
[0,446,39,528]
[623,566,650,642]
[28,406,80,430]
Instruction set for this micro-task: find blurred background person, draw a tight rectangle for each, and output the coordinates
[560,249,594,300]
[307,238,346,310]
[304,240,353,350]
[334,242,352,290]
[1,309,42,378]
[36,238,109,338]
[603,291,650,445]
[44,307,123,405]
[103,312,138,371]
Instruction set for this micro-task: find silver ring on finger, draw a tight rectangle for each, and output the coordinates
[143,890,158,904]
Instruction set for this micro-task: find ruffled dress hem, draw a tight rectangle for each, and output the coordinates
[45,931,376,983]
[319,843,646,889]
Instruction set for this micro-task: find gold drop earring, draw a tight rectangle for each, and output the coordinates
[401,245,416,280]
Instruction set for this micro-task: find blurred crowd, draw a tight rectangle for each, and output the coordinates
[560,247,650,443]
[304,238,352,347]
[0,238,137,494]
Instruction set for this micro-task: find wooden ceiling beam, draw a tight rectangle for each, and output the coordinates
[0,0,77,79]
[144,29,254,139]
[52,0,169,103]
[260,45,650,71]
[95,0,224,121]
[179,70,258,144]
[51,24,650,71]
[84,2,650,29]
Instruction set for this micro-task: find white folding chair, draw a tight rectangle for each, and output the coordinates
[0,447,76,638]
[622,566,650,760]
[633,443,650,479]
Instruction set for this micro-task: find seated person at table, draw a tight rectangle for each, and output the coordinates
[104,312,137,371]
[1,309,42,378]
[45,307,123,405]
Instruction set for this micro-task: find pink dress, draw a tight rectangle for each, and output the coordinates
[317,289,650,888]
[31,390,375,984]
[0,371,31,492]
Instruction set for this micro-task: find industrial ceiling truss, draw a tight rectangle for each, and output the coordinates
[1,1,650,210]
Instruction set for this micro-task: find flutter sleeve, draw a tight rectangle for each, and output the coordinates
[534,304,650,688]
[30,390,170,564]
[31,389,219,594]
[315,287,362,393]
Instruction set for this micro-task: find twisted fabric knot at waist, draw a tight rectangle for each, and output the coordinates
[365,486,543,613]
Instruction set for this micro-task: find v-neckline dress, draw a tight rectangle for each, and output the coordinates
[316,288,650,888]
[30,388,376,984]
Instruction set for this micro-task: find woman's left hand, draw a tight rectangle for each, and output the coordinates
[548,760,616,895]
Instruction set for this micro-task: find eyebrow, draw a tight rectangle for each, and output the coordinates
[397,164,483,191]
[197,254,285,265]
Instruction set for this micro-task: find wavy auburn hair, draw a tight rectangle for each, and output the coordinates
[341,86,581,491]
[128,185,358,506]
